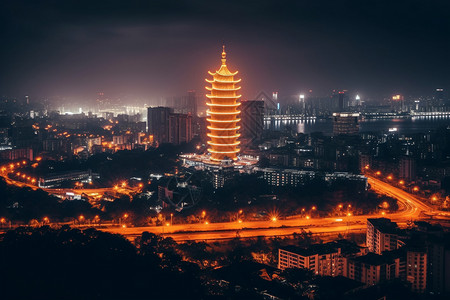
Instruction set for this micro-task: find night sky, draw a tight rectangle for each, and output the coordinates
[1,0,449,102]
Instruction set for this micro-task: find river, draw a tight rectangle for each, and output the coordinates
[264,115,450,135]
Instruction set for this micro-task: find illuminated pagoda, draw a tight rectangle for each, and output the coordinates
[205,46,241,162]
[180,47,258,188]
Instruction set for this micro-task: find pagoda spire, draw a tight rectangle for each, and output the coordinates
[221,45,226,65]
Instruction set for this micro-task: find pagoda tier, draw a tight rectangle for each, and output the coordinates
[205,47,241,162]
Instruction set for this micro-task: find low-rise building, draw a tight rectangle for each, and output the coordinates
[278,240,365,276]
[346,253,399,286]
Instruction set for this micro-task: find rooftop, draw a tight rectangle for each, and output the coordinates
[281,240,361,257]
[368,218,399,234]
[351,253,392,266]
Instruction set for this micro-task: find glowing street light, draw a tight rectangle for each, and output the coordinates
[271,216,277,222]
[376,171,381,175]
[399,180,405,185]
[306,215,310,220]
[311,206,316,210]
[413,186,419,192]
[387,175,393,180]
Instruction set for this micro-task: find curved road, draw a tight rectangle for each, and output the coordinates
[2,169,445,242]
[104,175,442,241]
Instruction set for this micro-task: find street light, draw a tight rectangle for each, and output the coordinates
[170,213,173,226]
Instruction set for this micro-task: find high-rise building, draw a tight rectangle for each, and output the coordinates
[406,247,428,293]
[169,113,192,145]
[187,90,197,116]
[359,153,373,173]
[367,218,400,254]
[399,156,417,181]
[435,88,445,108]
[241,100,264,145]
[332,113,359,135]
[147,107,172,145]
[205,46,241,162]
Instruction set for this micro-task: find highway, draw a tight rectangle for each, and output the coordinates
[103,175,444,242]
[2,167,448,242]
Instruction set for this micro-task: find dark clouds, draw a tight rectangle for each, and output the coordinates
[1,0,450,101]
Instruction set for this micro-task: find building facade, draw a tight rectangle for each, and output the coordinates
[240,100,264,145]
[147,107,172,145]
[169,113,193,145]
[332,112,359,135]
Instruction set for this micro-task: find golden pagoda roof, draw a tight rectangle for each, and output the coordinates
[207,46,239,77]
